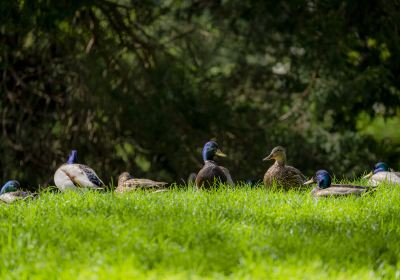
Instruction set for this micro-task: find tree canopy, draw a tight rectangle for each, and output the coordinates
[1,0,400,187]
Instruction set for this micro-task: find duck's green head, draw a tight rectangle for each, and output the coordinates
[373,162,389,174]
[67,150,78,164]
[202,141,226,162]
[304,170,331,189]
[0,180,20,194]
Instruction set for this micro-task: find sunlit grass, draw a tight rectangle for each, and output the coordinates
[1,182,400,279]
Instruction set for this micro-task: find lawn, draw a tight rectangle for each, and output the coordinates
[1,183,400,279]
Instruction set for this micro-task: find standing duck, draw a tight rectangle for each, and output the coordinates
[305,170,370,197]
[0,180,32,203]
[54,150,105,191]
[196,141,233,189]
[263,146,306,189]
[363,162,400,186]
[115,172,168,193]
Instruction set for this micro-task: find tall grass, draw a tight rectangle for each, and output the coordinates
[1,183,399,279]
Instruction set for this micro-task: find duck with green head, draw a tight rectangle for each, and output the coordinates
[196,141,233,189]
[0,180,32,203]
[305,170,369,197]
[363,162,400,186]
[263,146,306,189]
[116,172,168,193]
[54,150,105,192]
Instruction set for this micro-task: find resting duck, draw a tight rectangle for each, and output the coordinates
[305,170,370,197]
[363,162,400,186]
[0,180,32,203]
[263,146,306,189]
[196,141,233,189]
[115,172,168,193]
[54,150,105,191]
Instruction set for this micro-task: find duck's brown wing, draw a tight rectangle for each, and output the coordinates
[116,178,168,193]
[196,164,227,189]
[282,165,307,186]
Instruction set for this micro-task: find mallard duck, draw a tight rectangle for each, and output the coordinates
[195,141,233,188]
[115,172,168,193]
[363,162,400,186]
[54,150,105,192]
[0,180,32,203]
[263,146,306,189]
[305,170,370,197]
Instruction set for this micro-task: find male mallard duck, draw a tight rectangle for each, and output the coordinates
[363,162,400,186]
[263,146,306,189]
[54,150,105,192]
[196,141,233,189]
[305,170,370,197]
[0,180,32,203]
[115,172,168,193]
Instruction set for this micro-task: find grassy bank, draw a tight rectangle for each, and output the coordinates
[1,184,400,279]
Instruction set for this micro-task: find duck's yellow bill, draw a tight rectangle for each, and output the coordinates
[215,149,227,157]
[304,178,315,185]
[362,171,373,179]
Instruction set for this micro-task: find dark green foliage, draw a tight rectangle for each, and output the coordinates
[1,0,399,187]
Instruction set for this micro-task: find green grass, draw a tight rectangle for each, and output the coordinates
[1,183,400,279]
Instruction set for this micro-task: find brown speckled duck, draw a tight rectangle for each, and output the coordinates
[116,172,168,193]
[263,146,306,189]
[196,141,233,189]
[305,170,370,197]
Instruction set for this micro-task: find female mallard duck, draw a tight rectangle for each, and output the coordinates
[54,150,105,192]
[363,162,400,186]
[195,141,233,189]
[305,170,370,197]
[115,172,168,193]
[263,146,306,189]
[0,180,32,203]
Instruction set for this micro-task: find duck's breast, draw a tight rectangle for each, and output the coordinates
[54,165,78,191]
[196,163,227,188]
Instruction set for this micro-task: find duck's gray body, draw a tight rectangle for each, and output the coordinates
[0,191,31,204]
[311,184,368,197]
[367,171,400,186]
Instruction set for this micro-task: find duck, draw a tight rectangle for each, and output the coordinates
[305,170,370,197]
[0,180,32,203]
[263,146,306,189]
[115,172,168,193]
[363,162,400,186]
[54,150,105,191]
[196,141,233,189]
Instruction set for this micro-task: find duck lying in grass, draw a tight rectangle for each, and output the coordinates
[196,141,233,189]
[263,146,306,189]
[54,150,105,192]
[363,162,400,186]
[0,180,33,203]
[305,170,370,197]
[115,172,168,193]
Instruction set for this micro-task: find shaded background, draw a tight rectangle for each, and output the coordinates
[1,0,400,187]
